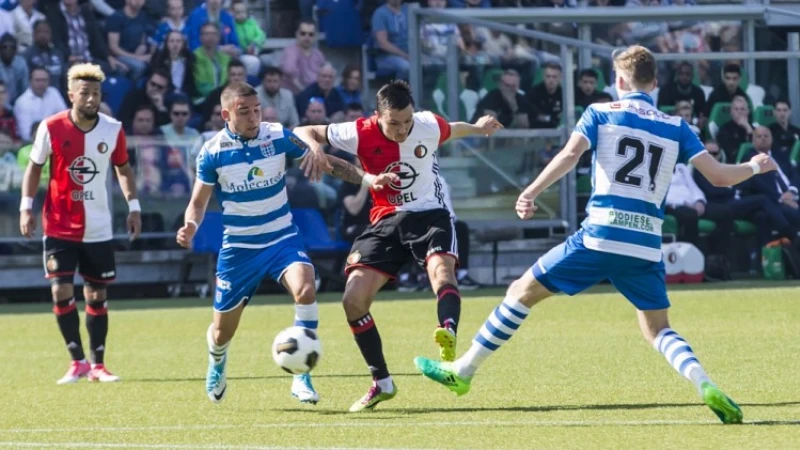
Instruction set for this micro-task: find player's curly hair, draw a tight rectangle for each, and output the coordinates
[612,45,656,90]
[376,80,414,113]
[67,63,106,90]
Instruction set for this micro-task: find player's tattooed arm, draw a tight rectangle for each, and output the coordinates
[325,155,399,190]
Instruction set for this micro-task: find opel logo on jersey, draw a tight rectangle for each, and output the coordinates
[384,161,418,191]
[67,156,99,185]
[97,142,109,154]
[413,145,427,158]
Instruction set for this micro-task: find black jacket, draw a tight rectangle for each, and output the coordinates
[44,4,109,62]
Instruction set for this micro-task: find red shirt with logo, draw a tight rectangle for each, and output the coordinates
[326,111,452,224]
[29,111,128,242]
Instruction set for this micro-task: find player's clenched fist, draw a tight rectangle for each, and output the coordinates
[515,194,538,220]
[176,221,197,248]
[750,152,778,173]
[19,209,35,238]
[474,115,504,137]
[371,173,400,191]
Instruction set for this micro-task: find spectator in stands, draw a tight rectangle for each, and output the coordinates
[47,0,123,75]
[193,23,231,99]
[262,106,279,123]
[675,100,700,136]
[200,59,245,124]
[286,167,321,209]
[151,0,186,49]
[749,126,800,187]
[16,121,48,187]
[746,126,800,236]
[106,0,156,82]
[13,67,67,142]
[24,21,66,95]
[769,100,800,157]
[575,69,612,109]
[118,68,171,131]
[705,63,750,118]
[0,80,16,141]
[473,69,532,128]
[296,63,345,123]
[337,156,371,243]
[421,0,463,67]
[372,0,410,81]
[336,65,362,109]
[129,105,164,196]
[665,161,733,258]
[231,0,266,61]
[449,0,491,6]
[0,7,11,41]
[280,20,325,94]
[300,97,328,126]
[526,62,563,129]
[255,65,299,129]
[657,62,707,128]
[717,95,752,163]
[160,96,199,146]
[12,0,44,52]
[149,30,197,99]
[344,103,364,122]
[185,0,237,54]
[0,34,28,102]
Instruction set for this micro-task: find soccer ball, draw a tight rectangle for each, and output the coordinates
[271,326,322,374]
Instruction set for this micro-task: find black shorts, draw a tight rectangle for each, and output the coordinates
[345,209,458,278]
[44,237,116,286]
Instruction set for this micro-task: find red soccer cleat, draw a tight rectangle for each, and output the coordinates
[56,360,91,385]
[87,364,120,383]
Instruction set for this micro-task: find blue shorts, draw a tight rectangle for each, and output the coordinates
[531,229,669,311]
[214,236,313,313]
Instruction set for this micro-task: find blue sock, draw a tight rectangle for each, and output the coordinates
[453,295,530,377]
[653,328,711,393]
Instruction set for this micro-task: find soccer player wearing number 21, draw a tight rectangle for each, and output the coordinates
[176,82,397,405]
[415,46,778,424]
[19,64,142,384]
[294,80,503,412]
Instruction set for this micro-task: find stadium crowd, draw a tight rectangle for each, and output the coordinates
[0,0,797,280]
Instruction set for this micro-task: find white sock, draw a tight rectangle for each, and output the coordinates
[453,295,531,378]
[376,376,394,393]
[653,328,712,394]
[294,302,319,332]
[207,323,230,364]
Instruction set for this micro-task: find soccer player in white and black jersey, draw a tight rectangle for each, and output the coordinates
[294,80,503,411]
[19,63,142,384]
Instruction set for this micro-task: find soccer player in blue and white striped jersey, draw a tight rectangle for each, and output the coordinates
[414,46,779,424]
[176,82,395,405]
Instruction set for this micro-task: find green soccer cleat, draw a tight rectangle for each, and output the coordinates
[702,382,743,424]
[434,327,457,362]
[413,356,471,396]
[348,381,398,412]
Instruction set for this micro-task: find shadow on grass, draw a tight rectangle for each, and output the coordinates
[125,372,419,383]
[276,401,800,417]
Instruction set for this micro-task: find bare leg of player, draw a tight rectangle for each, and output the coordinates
[426,254,461,362]
[83,283,118,382]
[638,309,742,423]
[206,302,245,403]
[343,268,397,412]
[281,263,321,404]
[53,282,91,384]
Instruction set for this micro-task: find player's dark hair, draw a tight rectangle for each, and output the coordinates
[376,80,414,113]
[723,63,741,76]
[221,82,258,108]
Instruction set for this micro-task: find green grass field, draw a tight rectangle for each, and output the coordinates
[1,282,799,449]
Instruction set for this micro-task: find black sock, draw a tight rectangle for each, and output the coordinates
[436,284,461,334]
[85,301,108,365]
[348,313,390,380]
[53,298,85,361]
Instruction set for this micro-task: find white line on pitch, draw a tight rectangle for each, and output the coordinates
[0,443,419,450]
[0,418,723,434]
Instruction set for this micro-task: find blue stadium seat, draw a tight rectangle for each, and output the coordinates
[191,211,224,254]
[292,208,350,253]
[246,75,260,87]
[101,76,132,116]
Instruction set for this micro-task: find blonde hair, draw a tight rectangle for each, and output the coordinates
[612,45,657,90]
[67,63,106,91]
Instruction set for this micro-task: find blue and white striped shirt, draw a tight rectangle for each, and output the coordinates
[574,92,706,262]
[196,122,309,249]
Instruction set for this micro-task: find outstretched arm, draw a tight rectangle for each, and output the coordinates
[325,155,399,190]
[516,133,589,219]
[691,151,777,187]
[445,115,504,143]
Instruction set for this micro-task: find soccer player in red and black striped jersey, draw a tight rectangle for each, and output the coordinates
[294,80,502,411]
[19,63,142,384]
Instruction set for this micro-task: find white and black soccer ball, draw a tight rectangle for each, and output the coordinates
[271,326,322,374]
